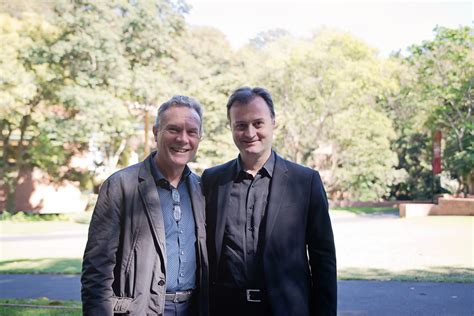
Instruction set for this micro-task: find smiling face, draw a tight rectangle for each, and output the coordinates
[153,106,201,173]
[229,96,275,163]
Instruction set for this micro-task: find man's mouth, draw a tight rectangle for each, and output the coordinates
[244,140,258,145]
[171,147,189,153]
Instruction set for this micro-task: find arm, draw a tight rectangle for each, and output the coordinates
[81,178,122,316]
[306,171,337,315]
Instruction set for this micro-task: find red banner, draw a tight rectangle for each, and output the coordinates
[432,130,442,175]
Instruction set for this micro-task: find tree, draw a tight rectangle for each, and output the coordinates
[405,26,473,195]
[48,0,188,180]
[165,26,243,170]
[240,29,404,200]
[0,13,64,211]
[0,0,189,211]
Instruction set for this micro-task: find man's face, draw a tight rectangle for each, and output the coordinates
[153,106,201,171]
[229,96,275,161]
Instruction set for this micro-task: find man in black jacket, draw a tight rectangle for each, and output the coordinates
[202,87,336,316]
[82,96,208,316]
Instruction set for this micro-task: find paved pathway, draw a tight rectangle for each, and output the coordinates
[0,274,472,315]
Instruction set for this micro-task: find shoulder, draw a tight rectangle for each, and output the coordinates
[99,161,143,194]
[202,159,236,179]
[107,161,142,182]
[276,154,318,178]
[188,171,201,184]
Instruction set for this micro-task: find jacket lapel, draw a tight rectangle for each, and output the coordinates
[215,160,238,267]
[188,175,206,239]
[138,155,167,263]
[264,154,289,242]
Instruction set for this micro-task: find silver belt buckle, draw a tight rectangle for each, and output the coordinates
[173,291,182,303]
[246,289,261,302]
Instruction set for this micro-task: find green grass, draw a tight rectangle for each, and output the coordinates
[331,206,398,215]
[0,298,81,316]
[1,258,472,283]
[0,212,70,222]
[338,266,474,283]
[0,258,82,274]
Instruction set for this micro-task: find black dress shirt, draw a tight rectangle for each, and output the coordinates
[218,152,275,288]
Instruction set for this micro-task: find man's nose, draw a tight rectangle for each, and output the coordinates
[176,131,189,143]
[244,126,256,138]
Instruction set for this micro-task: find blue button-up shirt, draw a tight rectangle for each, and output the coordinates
[150,154,197,291]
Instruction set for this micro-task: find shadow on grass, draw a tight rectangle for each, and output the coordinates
[339,266,474,283]
[0,298,81,316]
[0,258,82,274]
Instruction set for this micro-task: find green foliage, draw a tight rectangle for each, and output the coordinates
[0,211,69,222]
[239,29,404,200]
[390,133,433,199]
[165,26,243,169]
[0,12,65,210]
[0,1,188,211]
[1,2,470,202]
[405,26,473,195]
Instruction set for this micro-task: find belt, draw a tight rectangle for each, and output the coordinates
[165,290,194,303]
[212,286,266,303]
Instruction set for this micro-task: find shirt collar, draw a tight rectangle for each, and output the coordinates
[235,151,275,180]
[149,151,191,189]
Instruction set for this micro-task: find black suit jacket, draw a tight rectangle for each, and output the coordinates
[202,153,336,316]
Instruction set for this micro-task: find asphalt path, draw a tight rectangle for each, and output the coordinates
[0,274,472,315]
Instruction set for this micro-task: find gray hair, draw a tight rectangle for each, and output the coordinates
[154,95,203,134]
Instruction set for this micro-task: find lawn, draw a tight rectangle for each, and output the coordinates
[1,210,472,283]
[0,258,82,274]
[0,298,81,316]
[0,257,472,283]
[339,266,474,283]
[331,206,399,215]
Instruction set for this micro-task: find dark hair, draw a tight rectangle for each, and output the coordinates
[226,87,275,121]
[154,95,203,134]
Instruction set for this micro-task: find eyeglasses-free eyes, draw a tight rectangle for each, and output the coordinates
[171,188,182,222]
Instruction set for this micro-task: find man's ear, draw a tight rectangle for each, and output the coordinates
[152,126,158,140]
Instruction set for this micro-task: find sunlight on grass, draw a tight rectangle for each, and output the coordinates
[1,258,472,283]
[0,298,81,316]
[331,206,398,214]
[338,266,474,283]
[0,258,82,274]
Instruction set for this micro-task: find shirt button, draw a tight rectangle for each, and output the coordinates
[248,227,254,231]
[179,230,184,234]
[180,273,184,277]
[158,280,165,286]
[181,250,184,255]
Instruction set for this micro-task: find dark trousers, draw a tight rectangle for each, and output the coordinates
[211,287,272,316]
[164,296,197,316]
